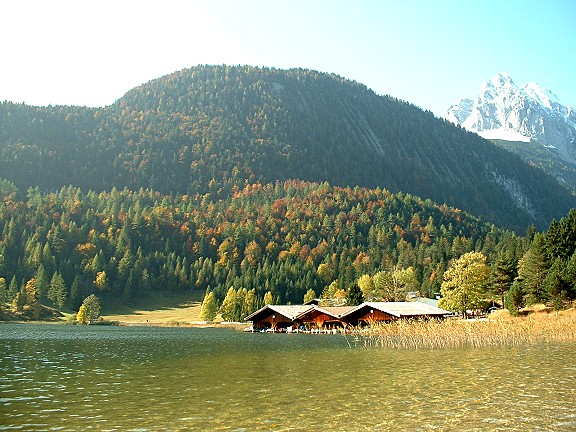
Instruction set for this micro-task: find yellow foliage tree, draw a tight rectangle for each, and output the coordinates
[438,252,490,317]
[200,291,218,322]
[76,304,89,324]
[263,291,273,305]
[94,271,107,291]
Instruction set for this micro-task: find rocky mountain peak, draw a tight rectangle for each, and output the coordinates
[446,73,576,163]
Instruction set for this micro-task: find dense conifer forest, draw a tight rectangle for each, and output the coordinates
[1,177,575,318]
[1,65,575,317]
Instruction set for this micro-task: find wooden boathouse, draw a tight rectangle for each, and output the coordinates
[340,302,450,326]
[245,301,450,332]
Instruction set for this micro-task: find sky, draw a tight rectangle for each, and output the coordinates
[1,0,574,117]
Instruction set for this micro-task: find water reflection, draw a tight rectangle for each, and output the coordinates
[1,324,575,431]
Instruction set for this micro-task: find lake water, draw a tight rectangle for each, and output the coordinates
[1,324,575,431]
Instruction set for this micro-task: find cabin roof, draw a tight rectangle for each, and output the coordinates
[343,301,450,318]
[245,301,450,323]
[311,306,355,318]
[245,304,314,321]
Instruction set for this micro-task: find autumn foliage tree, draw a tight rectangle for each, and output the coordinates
[438,252,490,317]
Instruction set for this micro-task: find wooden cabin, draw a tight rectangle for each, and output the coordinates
[245,305,314,331]
[341,302,450,326]
[245,301,450,331]
[297,306,354,329]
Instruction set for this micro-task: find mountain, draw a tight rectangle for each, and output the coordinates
[1,65,574,230]
[447,72,576,189]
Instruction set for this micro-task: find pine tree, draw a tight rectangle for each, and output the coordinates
[543,258,569,309]
[490,251,517,307]
[48,272,67,309]
[0,278,6,305]
[68,276,84,310]
[505,279,525,315]
[35,264,49,299]
[8,276,18,302]
[517,234,549,305]
[345,283,364,306]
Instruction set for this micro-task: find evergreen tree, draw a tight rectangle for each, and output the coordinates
[543,258,569,310]
[11,291,26,313]
[35,264,49,299]
[8,276,18,302]
[68,276,84,310]
[505,279,525,315]
[345,283,364,306]
[49,272,67,309]
[517,234,549,305]
[490,251,517,307]
[0,277,6,305]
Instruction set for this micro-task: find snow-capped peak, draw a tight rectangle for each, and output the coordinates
[446,73,576,164]
[490,72,514,87]
[521,82,561,110]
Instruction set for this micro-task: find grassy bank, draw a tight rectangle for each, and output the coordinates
[101,291,222,326]
[350,307,576,349]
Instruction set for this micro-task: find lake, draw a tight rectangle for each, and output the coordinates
[1,324,575,431]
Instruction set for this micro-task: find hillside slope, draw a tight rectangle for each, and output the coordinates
[1,65,574,229]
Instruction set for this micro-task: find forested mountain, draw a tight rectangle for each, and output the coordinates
[1,65,574,230]
[0,178,528,311]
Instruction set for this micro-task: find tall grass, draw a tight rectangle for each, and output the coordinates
[348,311,576,349]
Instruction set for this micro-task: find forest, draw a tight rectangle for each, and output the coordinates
[1,176,575,321]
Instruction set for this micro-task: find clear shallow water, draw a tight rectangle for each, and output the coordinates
[1,324,575,431]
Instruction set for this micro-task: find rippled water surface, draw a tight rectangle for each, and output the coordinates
[1,324,575,431]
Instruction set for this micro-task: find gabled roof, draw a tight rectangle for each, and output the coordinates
[310,306,355,318]
[245,302,450,323]
[342,301,450,318]
[245,304,314,321]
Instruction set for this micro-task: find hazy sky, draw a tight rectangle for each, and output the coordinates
[1,0,574,116]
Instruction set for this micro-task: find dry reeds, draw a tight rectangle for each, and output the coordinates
[349,310,576,349]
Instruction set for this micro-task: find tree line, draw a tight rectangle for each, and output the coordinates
[2,176,573,321]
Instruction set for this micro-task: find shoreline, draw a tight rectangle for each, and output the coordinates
[0,318,246,330]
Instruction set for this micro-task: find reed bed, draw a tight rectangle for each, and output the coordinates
[348,310,576,349]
